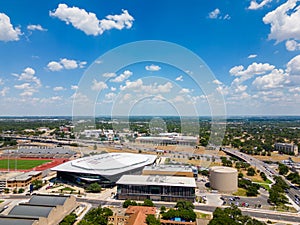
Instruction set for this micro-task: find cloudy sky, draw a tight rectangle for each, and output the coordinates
[1,0,300,116]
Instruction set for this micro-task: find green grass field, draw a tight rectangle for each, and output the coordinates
[0,159,51,170]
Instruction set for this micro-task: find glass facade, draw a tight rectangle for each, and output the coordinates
[117,184,195,202]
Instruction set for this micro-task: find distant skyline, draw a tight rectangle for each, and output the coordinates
[1,0,300,116]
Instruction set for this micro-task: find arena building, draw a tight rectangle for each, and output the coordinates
[51,153,157,187]
[209,166,238,193]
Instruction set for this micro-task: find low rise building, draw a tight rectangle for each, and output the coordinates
[116,175,196,202]
[275,143,298,155]
[136,133,198,146]
[7,171,42,188]
[0,194,77,225]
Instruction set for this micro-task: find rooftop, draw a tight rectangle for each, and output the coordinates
[7,171,41,182]
[28,195,68,206]
[52,153,157,176]
[210,166,237,173]
[0,217,37,225]
[116,175,196,187]
[8,205,54,218]
[125,206,156,215]
[143,165,193,173]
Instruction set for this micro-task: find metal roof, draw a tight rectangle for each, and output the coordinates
[8,205,54,218]
[28,195,68,206]
[7,171,41,182]
[0,218,36,225]
[51,153,157,176]
[116,175,196,187]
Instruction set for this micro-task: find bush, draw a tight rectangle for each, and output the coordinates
[86,183,102,193]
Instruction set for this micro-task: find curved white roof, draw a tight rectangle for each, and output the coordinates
[52,153,157,176]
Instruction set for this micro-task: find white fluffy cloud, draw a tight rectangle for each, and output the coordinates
[47,61,63,71]
[145,64,161,71]
[208,8,230,20]
[213,79,222,85]
[0,13,22,41]
[13,67,41,97]
[263,0,300,46]
[71,85,78,90]
[110,70,132,83]
[91,80,108,91]
[248,0,272,10]
[286,54,300,75]
[50,4,134,36]
[175,75,183,81]
[252,69,289,89]
[27,24,47,31]
[248,54,257,59]
[286,40,300,51]
[47,58,86,71]
[208,8,220,19]
[53,86,65,91]
[0,87,9,96]
[102,72,116,78]
[230,62,275,77]
[120,79,173,94]
[179,88,191,94]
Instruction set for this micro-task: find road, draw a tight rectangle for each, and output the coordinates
[222,147,300,209]
[77,197,300,223]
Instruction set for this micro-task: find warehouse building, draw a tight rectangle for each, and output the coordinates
[0,195,77,225]
[116,175,196,202]
[209,166,238,193]
[52,153,157,187]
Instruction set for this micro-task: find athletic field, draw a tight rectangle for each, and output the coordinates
[0,158,52,170]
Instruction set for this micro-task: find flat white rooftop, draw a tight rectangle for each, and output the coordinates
[143,165,193,173]
[51,153,157,176]
[116,175,196,187]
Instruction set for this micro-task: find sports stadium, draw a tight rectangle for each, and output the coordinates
[52,153,157,187]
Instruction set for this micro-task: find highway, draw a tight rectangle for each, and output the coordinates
[222,147,300,209]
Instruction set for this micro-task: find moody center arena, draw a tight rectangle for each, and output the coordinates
[52,153,157,187]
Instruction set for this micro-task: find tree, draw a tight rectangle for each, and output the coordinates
[247,185,259,197]
[175,200,194,211]
[247,167,256,176]
[238,172,244,179]
[86,183,101,193]
[123,199,137,208]
[160,206,166,214]
[32,180,43,190]
[278,163,289,175]
[78,206,113,225]
[260,172,267,181]
[208,206,265,225]
[143,199,155,207]
[146,214,160,225]
[60,213,77,225]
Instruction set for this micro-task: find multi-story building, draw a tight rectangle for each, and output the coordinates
[6,171,42,188]
[275,143,298,155]
[116,175,196,202]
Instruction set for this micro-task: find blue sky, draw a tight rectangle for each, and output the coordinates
[1,0,300,116]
